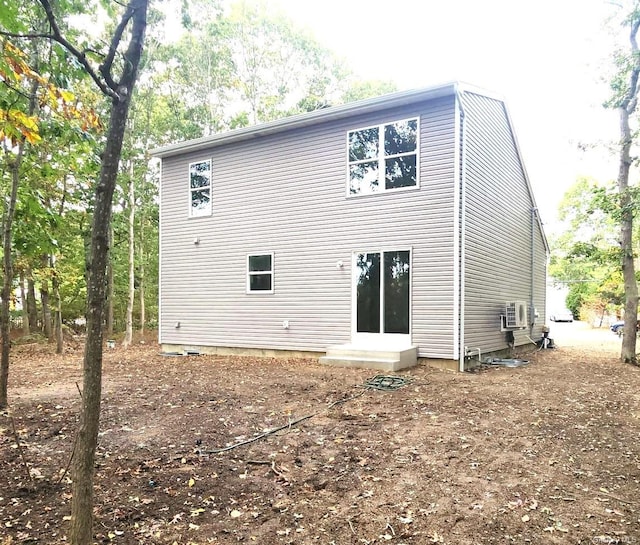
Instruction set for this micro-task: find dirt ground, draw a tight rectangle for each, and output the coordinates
[1,326,639,545]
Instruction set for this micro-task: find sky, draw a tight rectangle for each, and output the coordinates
[266,0,623,234]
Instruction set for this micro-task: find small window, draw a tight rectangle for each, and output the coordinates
[247,253,274,293]
[189,159,211,217]
[348,118,418,196]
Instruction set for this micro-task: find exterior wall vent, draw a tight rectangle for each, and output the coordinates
[505,301,528,328]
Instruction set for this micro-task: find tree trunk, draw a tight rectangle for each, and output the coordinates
[617,18,640,365]
[106,226,114,338]
[19,271,30,335]
[139,228,145,340]
[41,261,53,341]
[52,259,63,354]
[123,160,135,348]
[619,105,639,363]
[69,2,148,541]
[26,269,39,332]
[0,148,24,409]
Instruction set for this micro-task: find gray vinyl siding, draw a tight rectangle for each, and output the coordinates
[461,92,547,352]
[160,97,458,358]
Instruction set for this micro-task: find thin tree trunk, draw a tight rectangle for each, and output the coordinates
[123,159,135,348]
[0,74,38,408]
[69,1,148,541]
[139,226,145,340]
[618,18,640,365]
[19,271,30,335]
[106,226,114,338]
[619,105,639,363]
[52,258,63,354]
[41,259,53,341]
[0,147,24,409]
[26,269,38,332]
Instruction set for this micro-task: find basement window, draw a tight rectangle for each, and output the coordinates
[247,253,274,294]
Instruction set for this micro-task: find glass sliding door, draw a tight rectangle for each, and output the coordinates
[354,249,411,343]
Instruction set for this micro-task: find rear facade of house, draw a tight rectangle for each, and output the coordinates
[154,82,548,370]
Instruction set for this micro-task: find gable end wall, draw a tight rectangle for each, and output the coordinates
[461,91,547,353]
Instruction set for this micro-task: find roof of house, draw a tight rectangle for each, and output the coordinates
[150,81,500,159]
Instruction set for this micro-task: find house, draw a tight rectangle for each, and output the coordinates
[151,82,548,372]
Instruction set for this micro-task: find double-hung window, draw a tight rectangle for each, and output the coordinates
[347,117,419,196]
[247,253,274,294]
[189,159,212,217]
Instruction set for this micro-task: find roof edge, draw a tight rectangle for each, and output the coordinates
[150,81,468,158]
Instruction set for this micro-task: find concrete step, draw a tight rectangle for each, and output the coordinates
[320,344,418,371]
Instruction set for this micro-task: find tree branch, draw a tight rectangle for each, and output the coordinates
[35,0,119,100]
[99,3,137,90]
[0,30,55,40]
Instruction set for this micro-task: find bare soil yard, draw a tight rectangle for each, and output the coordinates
[1,326,639,544]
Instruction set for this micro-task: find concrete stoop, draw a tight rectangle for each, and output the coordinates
[319,344,418,371]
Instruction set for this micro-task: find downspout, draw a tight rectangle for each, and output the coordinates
[456,86,467,373]
[530,207,537,335]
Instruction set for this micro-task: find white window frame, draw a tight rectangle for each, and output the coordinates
[188,159,212,218]
[346,116,420,197]
[246,253,274,294]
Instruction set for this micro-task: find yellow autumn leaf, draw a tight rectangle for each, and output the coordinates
[60,90,75,103]
[188,477,195,487]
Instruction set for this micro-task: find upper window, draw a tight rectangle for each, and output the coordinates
[247,253,274,294]
[347,118,419,196]
[189,159,212,217]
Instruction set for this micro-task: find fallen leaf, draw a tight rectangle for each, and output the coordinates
[188,478,195,487]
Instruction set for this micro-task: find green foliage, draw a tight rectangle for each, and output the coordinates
[550,177,629,319]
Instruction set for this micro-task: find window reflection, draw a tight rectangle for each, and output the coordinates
[347,118,418,196]
[384,251,410,334]
[189,160,212,217]
[356,253,381,333]
[384,119,417,156]
[349,161,379,194]
[385,155,417,190]
[348,127,379,161]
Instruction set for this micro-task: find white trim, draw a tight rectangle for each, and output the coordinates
[158,159,163,344]
[351,248,412,346]
[246,252,275,294]
[453,91,461,364]
[345,117,420,198]
[456,87,468,372]
[188,159,212,218]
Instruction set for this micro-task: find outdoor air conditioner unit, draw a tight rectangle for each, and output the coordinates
[504,301,528,329]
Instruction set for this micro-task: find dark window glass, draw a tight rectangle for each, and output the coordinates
[384,251,410,334]
[250,274,272,291]
[384,119,417,156]
[356,252,381,333]
[249,254,272,272]
[385,155,417,190]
